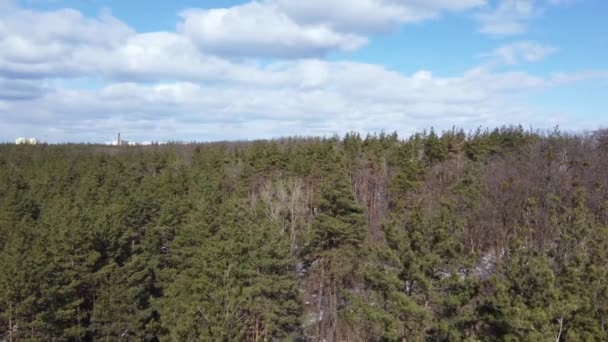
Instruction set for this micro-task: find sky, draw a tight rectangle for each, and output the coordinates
[0,0,606,143]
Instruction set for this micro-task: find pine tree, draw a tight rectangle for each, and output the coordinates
[305,149,367,341]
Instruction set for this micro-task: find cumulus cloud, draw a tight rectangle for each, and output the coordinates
[179,3,366,58]
[0,8,132,53]
[178,0,486,58]
[2,1,490,65]
[0,7,133,79]
[0,8,284,84]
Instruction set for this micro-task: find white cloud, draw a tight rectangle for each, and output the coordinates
[475,0,573,36]
[0,0,14,10]
[3,57,593,143]
[0,8,287,85]
[3,0,491,65]
[0,8,132,51]
[0,77,49,100]
[0,8,133,78]
[549,70,608,85]
[476,0,539,35]
[484,41,558,64]
[178,0,486,58]
[3,62,604,143]
[277,0,486,34]
[179,3,366,58]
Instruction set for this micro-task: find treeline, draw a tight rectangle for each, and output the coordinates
[1,126,607,341]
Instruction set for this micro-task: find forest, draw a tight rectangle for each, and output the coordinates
[1,126,608,341]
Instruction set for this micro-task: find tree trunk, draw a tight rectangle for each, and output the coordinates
[8,302,13,342]
[555,317,564,342]
[254,316,259,342]
[316,270,323,341]
[330,280,338,342]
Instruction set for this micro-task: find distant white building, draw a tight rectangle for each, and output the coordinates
[104,133,164,146]
[113,139,129,146]
[105,133,129,146]
[16,138,37,145]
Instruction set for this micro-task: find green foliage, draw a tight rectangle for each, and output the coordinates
[0,128,607,341]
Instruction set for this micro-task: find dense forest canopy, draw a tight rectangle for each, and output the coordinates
[1,126,608,341]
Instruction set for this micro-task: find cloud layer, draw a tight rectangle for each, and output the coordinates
[0,1,604,143]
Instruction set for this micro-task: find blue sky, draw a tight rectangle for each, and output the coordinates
[1,0,606,143]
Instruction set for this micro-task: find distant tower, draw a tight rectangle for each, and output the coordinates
[117,132,122,146]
